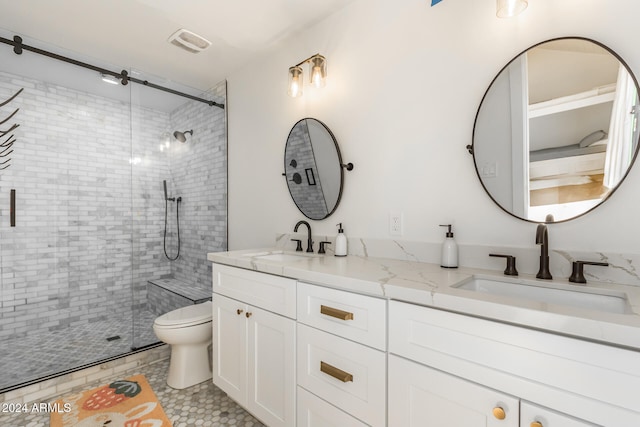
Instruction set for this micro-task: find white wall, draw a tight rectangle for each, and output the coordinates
[227,0,640,256]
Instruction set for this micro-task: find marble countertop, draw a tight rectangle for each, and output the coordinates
[207,248,640,351]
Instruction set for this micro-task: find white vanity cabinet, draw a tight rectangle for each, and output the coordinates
[296,282,387,427]
[389,300,640,427]
[209,253,640,427]
[212,264,296,427]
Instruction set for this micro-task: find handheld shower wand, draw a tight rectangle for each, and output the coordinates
[163,180,175,202]
[163,179,181,260]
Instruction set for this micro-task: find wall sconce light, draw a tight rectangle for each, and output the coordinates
[496,0,528,18]
[287,53,327,98]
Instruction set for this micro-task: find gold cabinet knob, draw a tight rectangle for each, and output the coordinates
[493,407,506,420]
[531,422,543,427]
[236,309,243,315]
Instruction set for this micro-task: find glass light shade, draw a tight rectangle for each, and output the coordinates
[496,0,528,18]
[288,66,303,98]
[309,54,327,88]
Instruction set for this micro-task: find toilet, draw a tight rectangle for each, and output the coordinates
[152,301,213,389]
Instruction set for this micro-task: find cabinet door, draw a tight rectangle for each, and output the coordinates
[212,294,247,406]
[246,305,296,427]
[389,355,519,427]
[521,401,598,427]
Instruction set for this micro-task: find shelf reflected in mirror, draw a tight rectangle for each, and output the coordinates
[471,37,640,223]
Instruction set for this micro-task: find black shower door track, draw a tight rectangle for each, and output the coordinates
[0,34,224,109]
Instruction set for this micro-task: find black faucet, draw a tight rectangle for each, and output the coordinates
[535,223,552,280]
[294,220,314,253]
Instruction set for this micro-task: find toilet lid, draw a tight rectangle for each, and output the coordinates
[154,301,213,328]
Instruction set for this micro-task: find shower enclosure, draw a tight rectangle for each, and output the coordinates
[0,31,227,392]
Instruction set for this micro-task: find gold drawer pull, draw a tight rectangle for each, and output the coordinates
[320,361,353,383]
[320,305,354,321]
[493,406,506,420]
[531,422,543,427]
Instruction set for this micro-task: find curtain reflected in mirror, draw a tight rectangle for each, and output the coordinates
[284,118,343,220]
[472,37,639,222]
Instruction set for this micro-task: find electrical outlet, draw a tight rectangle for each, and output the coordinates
[390,212,403,236]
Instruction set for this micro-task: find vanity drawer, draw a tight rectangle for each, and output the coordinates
[212,263,296,318]
[389,300,640,425]
[521,401,598,427]
[297,282,386,350]
[297,387,369,427]
[297,323,386,427]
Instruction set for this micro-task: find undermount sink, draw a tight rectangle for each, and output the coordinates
[454,276,632,314]
[242,250,317,263]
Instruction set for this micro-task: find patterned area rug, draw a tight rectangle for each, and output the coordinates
[50,374,171,426]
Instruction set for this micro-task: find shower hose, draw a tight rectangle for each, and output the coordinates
[163,197,181,260]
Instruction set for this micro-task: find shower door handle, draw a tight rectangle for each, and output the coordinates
[10,189,15,227]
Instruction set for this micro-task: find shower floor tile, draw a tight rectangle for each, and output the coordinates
[1,357,266,426]
[0,309,159,391]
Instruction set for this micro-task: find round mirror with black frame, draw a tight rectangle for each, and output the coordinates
[284,118,344,220]
[470,37,640,223]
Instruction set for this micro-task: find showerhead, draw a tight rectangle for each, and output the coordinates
[173,129,193,142]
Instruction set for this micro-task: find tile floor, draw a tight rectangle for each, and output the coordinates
[0,309,159,391]
[1,357,265,426]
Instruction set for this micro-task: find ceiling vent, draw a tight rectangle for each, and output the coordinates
[168,29,211,53]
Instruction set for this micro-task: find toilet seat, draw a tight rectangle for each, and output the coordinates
[154,301,213,328]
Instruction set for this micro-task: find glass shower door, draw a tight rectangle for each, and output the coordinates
[0,44,136,391]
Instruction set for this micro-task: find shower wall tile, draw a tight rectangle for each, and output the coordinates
[130,102,172,315]
[166,82,227,290]
[0,71,169,338]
